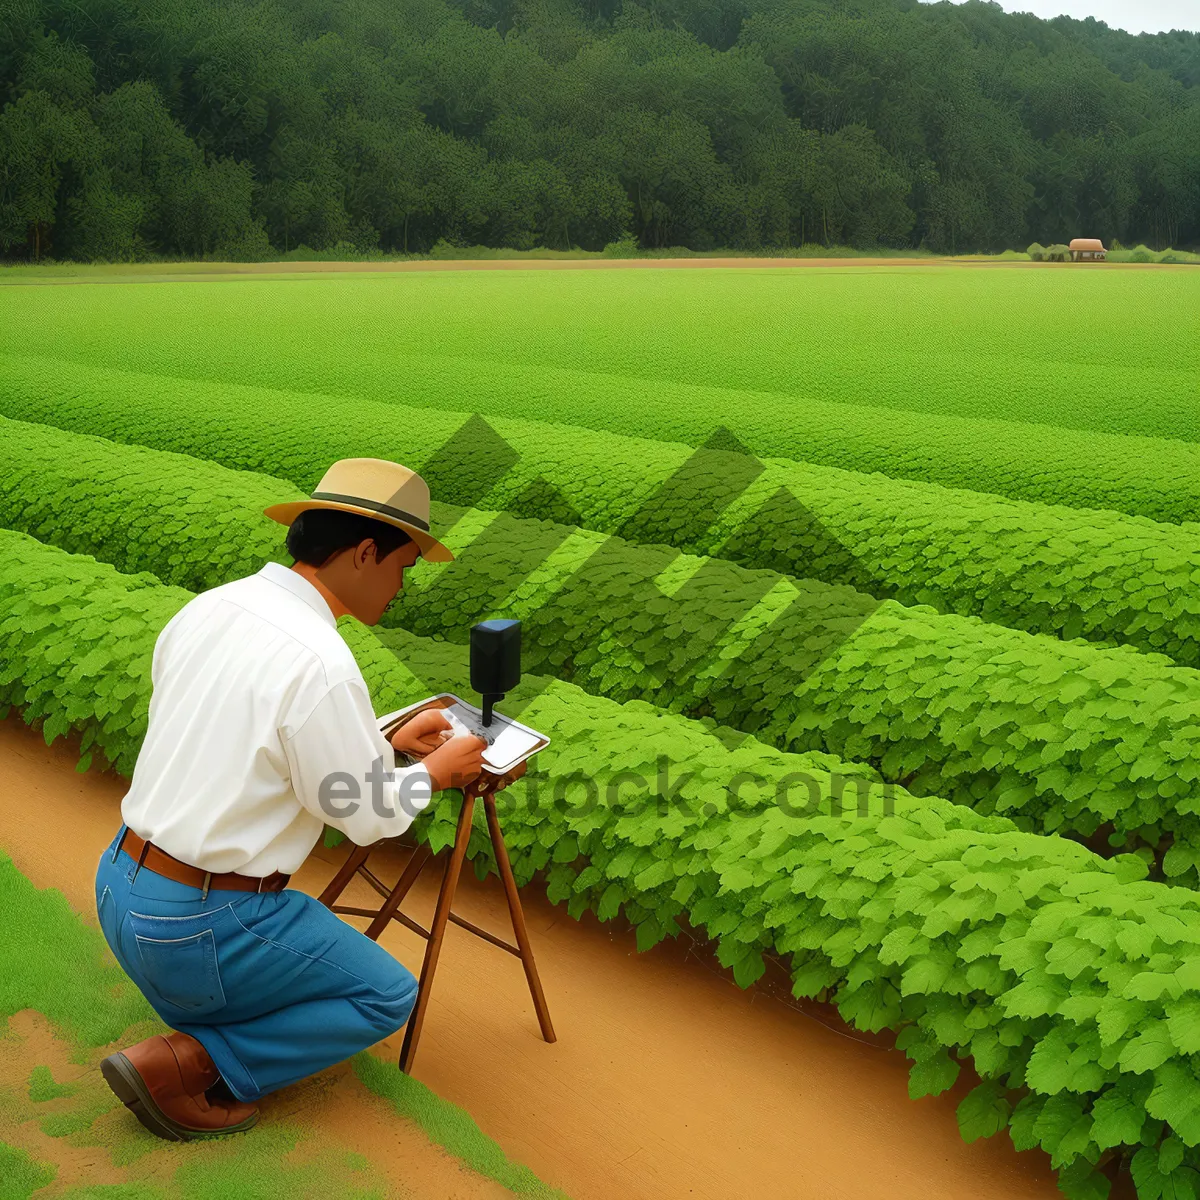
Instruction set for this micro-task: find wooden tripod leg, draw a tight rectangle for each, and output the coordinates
[484,793,556,1044]
[318,844,370,908]
[399,794,476,1073]
[365,843,434,941]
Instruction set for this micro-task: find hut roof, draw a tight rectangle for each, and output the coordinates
[1069,238,1106,251]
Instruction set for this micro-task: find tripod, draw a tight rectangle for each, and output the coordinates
[318,779,557,1072]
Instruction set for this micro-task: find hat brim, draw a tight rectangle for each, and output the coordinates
[263,499,455,563]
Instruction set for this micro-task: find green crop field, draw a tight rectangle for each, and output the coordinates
[2,263,1199,443]
[4,260,1200,1200]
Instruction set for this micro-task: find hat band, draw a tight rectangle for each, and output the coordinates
[310,491,431,532]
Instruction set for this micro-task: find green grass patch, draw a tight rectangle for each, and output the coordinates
[0,842,560,1195]
[168,1125,385,1200]
[353,1053,569,1199]
[38,1093,121,1138]
[27,1064,76,1103]
[0,853,153,1053]
[0,1140,56,1199]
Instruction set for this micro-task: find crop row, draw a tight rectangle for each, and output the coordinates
[331,348,1200,518]
[7,527,1200,1199]
[5,416,1200,884]
[4,355,1200,667]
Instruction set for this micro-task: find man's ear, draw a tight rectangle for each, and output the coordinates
[352,539,380,570]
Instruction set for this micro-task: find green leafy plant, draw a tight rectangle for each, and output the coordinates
[5,364,1200,673]
[5,351,1200,535]
[4,419,1200,882]
[7,422,1200,883]
[12,532,1200,1198]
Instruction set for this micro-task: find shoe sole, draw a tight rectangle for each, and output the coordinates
[100,1052,259,1142]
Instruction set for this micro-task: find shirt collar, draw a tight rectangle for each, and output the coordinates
[257,562,338,628]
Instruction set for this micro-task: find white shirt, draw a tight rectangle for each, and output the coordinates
[121,562,432,876]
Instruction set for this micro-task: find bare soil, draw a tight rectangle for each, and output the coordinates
[0,714,1066,1200]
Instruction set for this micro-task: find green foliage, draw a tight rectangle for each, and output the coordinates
[3,0,1200,258]
[7,359,1200,675]
[14,531,1200,1194]
[0,417,291,591]
[6,416,1200,882]
[352,1056,569,1198]
[600,234,640,257]
[6,259,1200,521]
[0,527,190,777]
[1105,246,1200,265]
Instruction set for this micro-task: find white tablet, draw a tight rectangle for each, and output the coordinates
[378,693,550,774]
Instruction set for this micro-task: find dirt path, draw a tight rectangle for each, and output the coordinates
[0,715,1066,1200]
[0,1009,511,1199]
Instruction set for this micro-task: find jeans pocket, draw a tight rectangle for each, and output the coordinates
[129,917,227,1017]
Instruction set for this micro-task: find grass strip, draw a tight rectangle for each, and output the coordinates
[0,852,152,1052]
[352,1055,569,1199]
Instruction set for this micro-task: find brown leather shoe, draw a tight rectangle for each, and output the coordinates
[101,1032,258,1141]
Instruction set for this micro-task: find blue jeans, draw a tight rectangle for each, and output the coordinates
[95,826,418,1102]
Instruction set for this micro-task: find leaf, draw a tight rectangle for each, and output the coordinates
[1056,1158,1112,1200]
[908,1048,959,1100]
[1026,1034,1076,1096]
[732,949,766,989]
[957,1082,1012,1143]
[1089,1083,1151,1151]
[1051,1114,1096,1170]
[1119,1022,1177,1075]
[1162,1138,1186,1175]
[1148,1062,1200,1146]
[1000,976,1070,1019]
[1034,1094,1087,1153]
[1165,999,1200,1055]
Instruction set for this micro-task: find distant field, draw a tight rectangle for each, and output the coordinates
[0,260,1197,443]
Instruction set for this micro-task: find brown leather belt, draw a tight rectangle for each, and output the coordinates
[118,828,291,895]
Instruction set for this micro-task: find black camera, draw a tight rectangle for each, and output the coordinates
[470,619,521,727]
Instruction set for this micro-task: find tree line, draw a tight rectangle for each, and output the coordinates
[1,0,1198,261]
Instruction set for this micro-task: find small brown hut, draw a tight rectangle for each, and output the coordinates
[1069,238,1107,262]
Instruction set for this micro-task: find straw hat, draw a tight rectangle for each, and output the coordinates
[264,458,454,562]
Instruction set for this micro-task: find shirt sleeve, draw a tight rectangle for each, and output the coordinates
[282,678,434,846]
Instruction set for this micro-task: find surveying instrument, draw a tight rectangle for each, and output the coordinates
[318,618,556,1071]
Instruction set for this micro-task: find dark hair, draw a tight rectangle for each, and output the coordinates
[286,508,415,568]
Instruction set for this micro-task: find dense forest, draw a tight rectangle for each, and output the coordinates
[1,0,1198,261]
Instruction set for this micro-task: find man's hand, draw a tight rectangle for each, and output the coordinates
[422,732,487,793]
[390,709,453,759]
[465,758,528,799]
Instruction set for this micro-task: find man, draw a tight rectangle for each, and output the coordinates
[93,457,518,1141]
